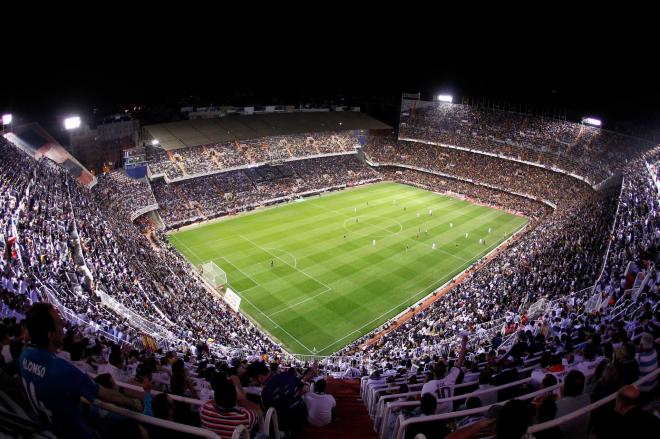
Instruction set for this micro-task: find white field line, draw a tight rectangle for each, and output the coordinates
[315,218,522,354]
[239,234,333,292]
[305,197,485,264]
[216,256,262,290]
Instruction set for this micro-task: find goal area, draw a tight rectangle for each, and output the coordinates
[200,261,227,289]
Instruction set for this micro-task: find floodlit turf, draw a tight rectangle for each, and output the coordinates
[168,182,528,355]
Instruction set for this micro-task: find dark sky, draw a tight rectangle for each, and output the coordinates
[2,8,658,138]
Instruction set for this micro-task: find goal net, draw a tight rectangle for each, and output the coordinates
[200,261,228,289]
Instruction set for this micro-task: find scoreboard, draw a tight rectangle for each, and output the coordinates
[124,147,147,178]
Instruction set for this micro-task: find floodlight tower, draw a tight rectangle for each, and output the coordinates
[63,115,82,152]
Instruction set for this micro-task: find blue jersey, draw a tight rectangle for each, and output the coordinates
[19,347,100,438]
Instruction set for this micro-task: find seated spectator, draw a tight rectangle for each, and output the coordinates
[201,377,259,439]
[555,370,589,439]
[636,332,657,393]
[303,378,336,427]
[262,366,308,439]
[531,374,558,413]
[405,392,450,439]
[592,384,660,439]
[420,335,467,412]
[614,342,640,386]
[455,397,485,428]
[534,398,561,439]
[18,303,142,439]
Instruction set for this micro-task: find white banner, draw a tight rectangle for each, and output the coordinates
[224,288,242,312]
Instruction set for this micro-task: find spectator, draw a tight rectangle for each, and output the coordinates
[555,370,589,439]
[18,303,142,439]
[200,377,259,439]
[636,332,657,393]
[303,378,336,427]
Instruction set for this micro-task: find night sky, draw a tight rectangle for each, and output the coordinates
[2,9,658,139]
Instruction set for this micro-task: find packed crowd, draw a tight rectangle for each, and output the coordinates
[335,139,620,364]
[355,151,660,439]
[147,131,359,180]
[399,102,654,184]
[152,155,380,228]
[1,123,659,437]
[93,170,158,221]
[0,137,280,361]
[378,167,551,222]
[365,140,591,209]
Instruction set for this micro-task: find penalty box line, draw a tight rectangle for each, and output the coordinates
[238,234,334,313]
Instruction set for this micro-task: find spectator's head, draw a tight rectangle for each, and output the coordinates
[315,379,327,394]
[614,385,641,415]
[171,358,184,375]
[434,361,447,378]
[541,373,558,389]
[26,303,63,351]
[95,373,116,390]
[247,361,270,384]
[620,342,636,361]
[639,333,654,352]
[496,399,534,439]
[152,393,175,420]
[562,370,585,397]
[420,393,437,416]
[215,377,238,410]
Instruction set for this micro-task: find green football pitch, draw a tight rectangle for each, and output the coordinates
[168,182,528,356]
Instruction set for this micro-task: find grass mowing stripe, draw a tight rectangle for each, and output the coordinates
[169,182,528,355]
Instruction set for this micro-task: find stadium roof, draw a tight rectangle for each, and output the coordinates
[143,112,391,150]
[4,123,97,188]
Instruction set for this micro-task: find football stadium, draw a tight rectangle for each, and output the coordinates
[2,93,659,438]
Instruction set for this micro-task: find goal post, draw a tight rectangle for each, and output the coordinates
[200,261,228,290]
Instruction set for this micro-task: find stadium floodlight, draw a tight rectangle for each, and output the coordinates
[437,95,453,103]
[151,139,159,145]
[2,114,12,125]
[64,116,81,130]
[582,117,602,127]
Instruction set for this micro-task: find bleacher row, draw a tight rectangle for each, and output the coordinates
[399,101,654,185]
[152,155,381,229]
[94,170,158,221]
[147,131,359,180]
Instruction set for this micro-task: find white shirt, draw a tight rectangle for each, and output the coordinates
[420,367,461,413]
[304,392,336,427]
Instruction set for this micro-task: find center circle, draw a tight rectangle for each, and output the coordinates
[343,215,403,239]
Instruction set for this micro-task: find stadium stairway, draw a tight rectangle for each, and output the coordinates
[302,377,375,439]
